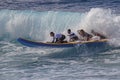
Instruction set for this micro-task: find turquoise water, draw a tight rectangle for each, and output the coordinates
[0,0,120,80]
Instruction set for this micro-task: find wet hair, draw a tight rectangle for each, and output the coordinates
[67,29,71,34]
[68,29,71,32]
[50,32,54,34]
[80,29,84,32]
[50,32,55,36]
[77,29,84,33]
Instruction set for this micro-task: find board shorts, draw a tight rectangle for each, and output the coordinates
[60,35,65,41]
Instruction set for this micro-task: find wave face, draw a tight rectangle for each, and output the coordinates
[0,9,82,41]
[1,8,120,80]
[0,8,120,45]
[1,0,120,80]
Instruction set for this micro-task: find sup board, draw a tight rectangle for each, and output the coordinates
[17,38,108,48]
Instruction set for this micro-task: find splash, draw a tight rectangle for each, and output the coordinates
[0,8,120,46]
[78,8,120,46]
[0,10,82,41]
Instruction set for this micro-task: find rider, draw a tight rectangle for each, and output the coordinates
[67,29,78,42]
[50,32,66,43]
[77,29,92,41]
[91,30,107,39]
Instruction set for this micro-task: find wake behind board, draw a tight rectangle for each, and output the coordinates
[17,38,108,48]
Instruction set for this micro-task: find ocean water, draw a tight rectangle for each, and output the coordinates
[0,0,120,80]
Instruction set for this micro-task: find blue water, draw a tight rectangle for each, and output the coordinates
[0,0,120,80]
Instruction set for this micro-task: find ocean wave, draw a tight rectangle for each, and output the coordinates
[0,8,120,45]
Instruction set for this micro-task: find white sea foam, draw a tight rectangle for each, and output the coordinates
[0,8,120,46]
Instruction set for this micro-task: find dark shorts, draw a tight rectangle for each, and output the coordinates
[56,35,66,43]
[72,36,78,40]
[60,35,65,41]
